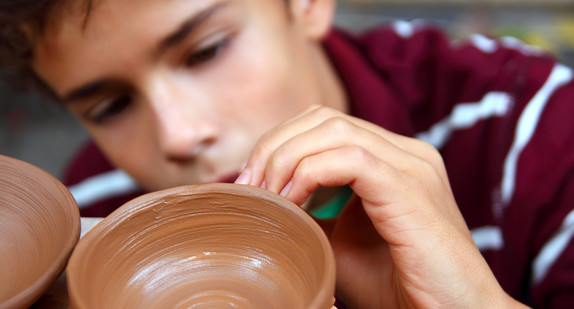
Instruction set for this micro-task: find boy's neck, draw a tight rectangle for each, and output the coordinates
[312,38,349,114]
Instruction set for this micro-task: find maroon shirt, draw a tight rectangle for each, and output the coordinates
[64,22,574,307]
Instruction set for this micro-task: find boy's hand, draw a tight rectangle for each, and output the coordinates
[236,105,525,308]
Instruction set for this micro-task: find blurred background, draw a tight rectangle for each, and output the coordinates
[1,0,574,180]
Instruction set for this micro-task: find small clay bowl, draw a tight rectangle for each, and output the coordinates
[0,155,80,309]
[67,183,336,309]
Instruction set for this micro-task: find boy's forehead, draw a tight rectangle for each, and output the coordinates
[39,0,284,56]
[62,0,220,30]
[33,0,283,96]
[43,0,278,46]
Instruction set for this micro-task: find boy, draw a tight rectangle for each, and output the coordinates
[1,0,573,307]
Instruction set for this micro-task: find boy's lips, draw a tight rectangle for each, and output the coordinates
[216,173,239,184]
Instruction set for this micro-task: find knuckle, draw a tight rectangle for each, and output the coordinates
[250,142,267,159]
[324,116,350,130]
[418,159,438,177]
[345,145,373,165]
[412,141,447,182]
[267,149,287,172]
[419,141,445,169]
[299,155,313,170]
[256,130,273,147]
[322,116,356,137]
[307,104,323,112]
[309,105,336,119]
[294,157,313,179]
[252,132,275,157]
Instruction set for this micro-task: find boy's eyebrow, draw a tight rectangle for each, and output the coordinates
[62,79,113,104]
[61,2,229,104]
[157,1,229,55]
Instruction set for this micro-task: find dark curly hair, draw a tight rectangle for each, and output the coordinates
[0,0,94,97]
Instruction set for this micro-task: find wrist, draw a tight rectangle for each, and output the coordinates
[475,276,529,309]
[496,292,530,309]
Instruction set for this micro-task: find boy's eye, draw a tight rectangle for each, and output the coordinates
[185,39,229,67]
[88,95,132,124]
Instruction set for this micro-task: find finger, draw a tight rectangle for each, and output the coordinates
[238,106,448,191]
[281,145,454,246]
[240,105,380,187]
[237,104,323,187]
[282,144,398,207]
[262,116,424,195]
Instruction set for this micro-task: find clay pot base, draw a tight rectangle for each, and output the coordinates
[68,183,335,309]
[0,155,80,309]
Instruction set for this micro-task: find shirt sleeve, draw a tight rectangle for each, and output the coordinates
[62,140,144,217]
[522,78,574,308]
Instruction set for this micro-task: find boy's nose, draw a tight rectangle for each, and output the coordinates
[144,73,219,163]
[149,88,218,163]
[155,106,218,163]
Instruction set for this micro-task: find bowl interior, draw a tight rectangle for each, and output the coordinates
[0,155,80,308]
[68,184,335,309]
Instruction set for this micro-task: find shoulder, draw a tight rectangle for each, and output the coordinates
[62,140,115,186]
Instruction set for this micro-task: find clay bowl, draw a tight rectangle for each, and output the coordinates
[0,155,80,309]
[67,183,336,309]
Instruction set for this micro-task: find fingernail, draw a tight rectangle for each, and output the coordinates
[280,181,292,197]
[234,169,251,185]
[238,160,247,172]
[261,180,267,190]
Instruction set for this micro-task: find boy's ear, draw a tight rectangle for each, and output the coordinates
[291,0,335,40]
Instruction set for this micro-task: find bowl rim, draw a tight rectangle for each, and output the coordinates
[67,183,336,309]
[0,155,81,309]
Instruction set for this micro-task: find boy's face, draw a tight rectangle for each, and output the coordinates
[31,0,341,190]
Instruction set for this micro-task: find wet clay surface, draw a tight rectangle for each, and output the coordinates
[0,155,80,309]
[67,183,335,309]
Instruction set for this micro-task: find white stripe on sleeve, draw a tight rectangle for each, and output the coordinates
[416,92,512,149]
[532,209,574,285]
[471,225,504,251]
[470,34,498,54]
[501,64,573,206]
[392,20,415,38]
[500,36,546,56]
[68,169,139,209]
